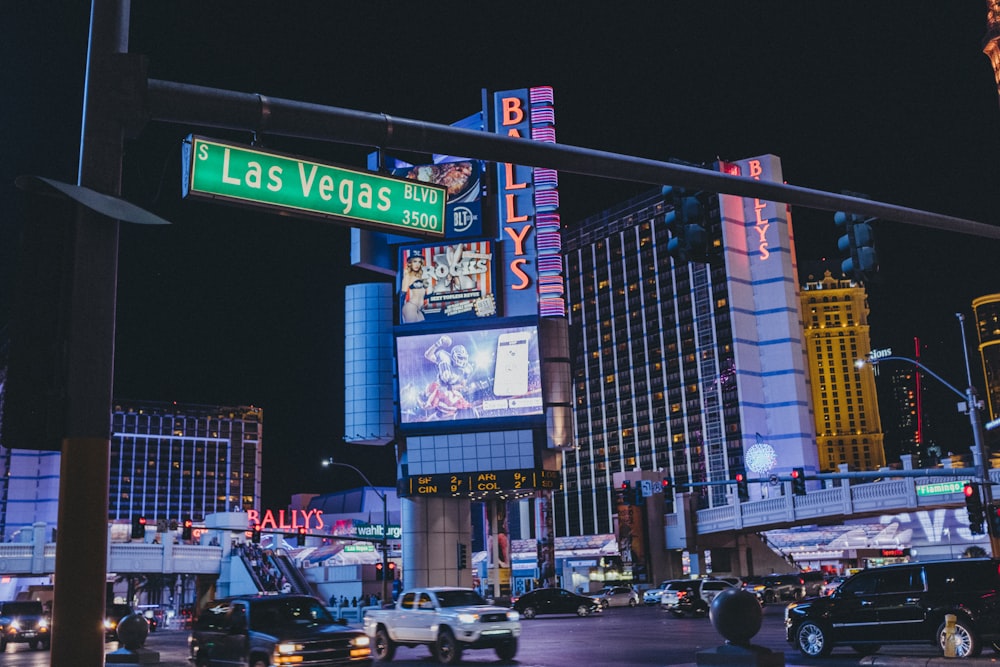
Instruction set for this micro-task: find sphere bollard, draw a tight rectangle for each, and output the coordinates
[115,613,149,651]
[709,588,763,646]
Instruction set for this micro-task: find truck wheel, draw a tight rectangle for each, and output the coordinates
[495,638,518,661]
[796,621,832,657]
[435,628,463,665]
[938,618,981,657]
[374,626,396,661]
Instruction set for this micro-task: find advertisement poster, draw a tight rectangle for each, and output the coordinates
[615,498,648,583]
[393,159,485,238]
[396,325,542,425]
[399,241,496,324]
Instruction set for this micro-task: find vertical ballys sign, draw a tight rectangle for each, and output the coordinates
[182,135,447,238]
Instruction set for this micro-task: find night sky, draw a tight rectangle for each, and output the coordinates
[3,3,1000,509]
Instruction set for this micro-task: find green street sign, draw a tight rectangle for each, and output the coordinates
[181,135,446,237]
[915,480,968,497]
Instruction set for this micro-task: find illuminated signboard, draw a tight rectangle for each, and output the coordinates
[492,86,565,318]
[182,135,447,238]
[405,469,560,497]
[395,323,543,432]
[398,240,497,324]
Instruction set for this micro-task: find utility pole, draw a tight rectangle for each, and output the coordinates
[50,1,130,664]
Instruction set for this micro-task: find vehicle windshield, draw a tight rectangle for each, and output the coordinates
[2,602,43,616]
[250,598,335,628]
[106,604,133,619]
[434,590,488,607]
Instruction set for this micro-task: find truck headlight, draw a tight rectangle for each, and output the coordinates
[351,635,370,647]
[276,642,303,654]
[457,613,479,624]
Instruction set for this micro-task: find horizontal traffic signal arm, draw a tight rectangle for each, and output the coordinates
[144,78,1000,239]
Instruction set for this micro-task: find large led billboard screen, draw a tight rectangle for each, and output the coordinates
[396,323,543,431]
[399,240,497,324]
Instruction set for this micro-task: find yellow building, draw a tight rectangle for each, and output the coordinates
[800,270,886,471]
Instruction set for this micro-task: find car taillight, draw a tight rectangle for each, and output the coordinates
[677,591,687,600]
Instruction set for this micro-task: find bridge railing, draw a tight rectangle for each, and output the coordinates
[690,472,989,536]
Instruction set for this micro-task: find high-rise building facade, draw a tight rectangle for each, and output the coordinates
[109,401,264,523]
[555,155,819,537]
[973,293,1000,421]
[799,270,886,471]
[0,398,263,539]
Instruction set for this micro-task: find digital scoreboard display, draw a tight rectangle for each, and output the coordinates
[404,469,560,497]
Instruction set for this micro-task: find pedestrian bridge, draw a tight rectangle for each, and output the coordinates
[685,468,997,537]
[0,469,994,577]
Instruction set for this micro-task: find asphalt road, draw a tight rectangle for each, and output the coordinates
[0,603,979,667]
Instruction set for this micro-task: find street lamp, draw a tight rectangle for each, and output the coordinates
[856,313,993,554]
[322,458,390,605]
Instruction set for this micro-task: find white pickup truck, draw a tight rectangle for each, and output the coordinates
[362,586,520,664]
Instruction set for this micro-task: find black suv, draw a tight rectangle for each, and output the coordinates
[189,594,371,666]
[786,558,1000,658]
[0,600,50,650]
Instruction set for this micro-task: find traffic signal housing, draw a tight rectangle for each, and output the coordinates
[619,481,633,505]
[182,519,193,541]
[735,473,749,502]
[375,562,384,579]
[296,526,307,546]
[964,482,986,535]
[251,523,261,544]
[457,542,468,570]
[791,468,806,496]
[131,516,146,540]
[834,211,877,280]
[663,186,712,264]
[989,503,1000,538]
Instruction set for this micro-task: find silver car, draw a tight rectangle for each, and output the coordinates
[595,585,640,608]
[661,579,737,617]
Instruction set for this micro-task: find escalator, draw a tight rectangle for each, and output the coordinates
[266,549,313,596]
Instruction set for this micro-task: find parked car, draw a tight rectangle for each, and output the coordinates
[511,588,602,618]
[643,581,676,605]
[786,558,1000,658]
[818,576,846,597]
[191,594,371,666]
[799,571,827,597]
[747,573,805,603]
[594,585,639,608]
[661,579,738,617]
[0,600,50,650]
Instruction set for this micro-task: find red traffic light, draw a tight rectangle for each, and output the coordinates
[138,517,146,525]
[965,483,977,498]
[790,470,800,479]
[621,482,629,489]
[298,527,307,534]
[735,473,745,483]
[183,519,193,528]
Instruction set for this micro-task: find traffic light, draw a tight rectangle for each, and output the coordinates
[251,523,261,544]
[387,562,397,579]
[296,526,307,546]
[375,562,384,579]
[663,186,712,264]
[791,468,806,496]
[182,519,193,541]
[734,473,749,502]
[131,516,146,540]
[661,478,674,499]
[834,211,878,280]
[964,482,986,535]
[619,481,633,505]
[457,542,468,570]
[989,503,1000,538]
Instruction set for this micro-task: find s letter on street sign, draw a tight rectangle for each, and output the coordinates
[181,135,446,238]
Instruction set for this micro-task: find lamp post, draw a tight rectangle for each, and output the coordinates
[322,459,390,605]
[856,313,993,554]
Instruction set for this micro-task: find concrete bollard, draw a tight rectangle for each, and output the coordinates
[943,613,957,658]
